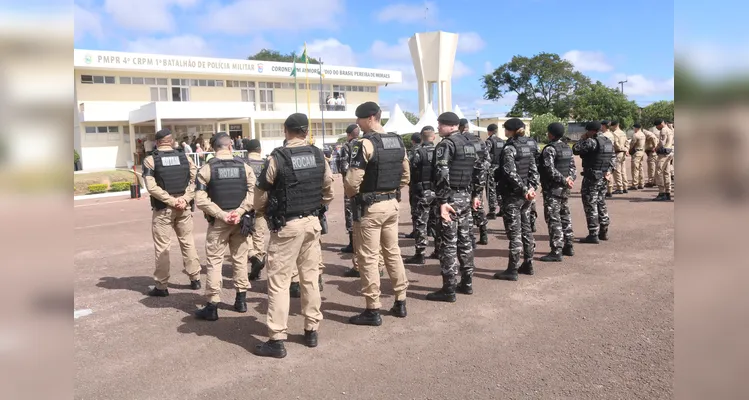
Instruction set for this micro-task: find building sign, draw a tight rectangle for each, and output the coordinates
[229,124,242,131]
[74,49,402,84]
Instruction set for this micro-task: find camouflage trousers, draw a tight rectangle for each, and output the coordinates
[439,191,474,286]
[502,196,535,270]
[430,202,442,255]
[412,191,435,255]
[542,192,574,252]
[486,166,500,212]
[529,199,537,232]
[343,196,353,234]
[581,177,610,235]
[409,190,419,233]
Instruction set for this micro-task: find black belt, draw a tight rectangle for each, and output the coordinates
[634,148,644,152]
[285,211,317,222]
[373,192,398,202]
[450,187,470,192]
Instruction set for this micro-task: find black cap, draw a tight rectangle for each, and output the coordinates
[459,118,469,126]
[585,121,602,131]
[155,128,172,140]
[653,118,664,125]
[355,102,381,118]
[503,118,525,131]
[411,133,422,144]
[487,123,498,132]
[437,111,460,125]
[547,122,565,138]
[420,125,434,134]
[600,120,610,126]
[610,119,619,126]
[284,113,309,130]
[345,124,358,134]
[247,139,261,151]
[633,123,642,129]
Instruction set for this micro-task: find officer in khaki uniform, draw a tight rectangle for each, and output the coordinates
[628,124,647,190]
[600,121,616,197]
[643,128,660,187]
[610,120,629,194]
[653,119,674,201]
[194,133,255,320]
[253,113,334,358]
[345,101,410,326]
[245,139,269,281]
[143,128,202,296]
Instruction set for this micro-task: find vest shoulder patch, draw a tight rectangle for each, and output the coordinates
[291,153,317,170]
[160,156,181,167]
[381,136,402,150]
[463,145,476,157]
[216,167,241,179]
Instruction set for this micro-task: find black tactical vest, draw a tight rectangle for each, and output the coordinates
[270,145,325,218]
[488,135,505,165]
[498,137,533,187]
[445,133,476,190]
[413,143,435,189]
[247,156,265,178]
[465,133,486,162]
[207,157,248,211]
[582,136,615,174]
[360,133,405,193]
[151,150,190,210]
[540,140,573,183]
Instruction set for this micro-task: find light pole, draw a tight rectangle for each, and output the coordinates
[618,79,628,95]
[475,109,480,131]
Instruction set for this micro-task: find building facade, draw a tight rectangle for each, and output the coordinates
[74,49,402,170]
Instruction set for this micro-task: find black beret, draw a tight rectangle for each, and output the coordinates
[247,139,261,151]
[355,101,381,118]
[155,128,172,140]
[653,118,664,125]
[345,124,358,134]
[459,118,469,126]
[585,121,602,131]
[437,111,460,125]
[633,123,642,129]
[487,123,498,132]
[420,125,435,133]
[411,133,422,143]
[547,122,565,138]
[284,113,309,130]
[503,118,525,131]
[600,120,610,125]
[610,120,619,126]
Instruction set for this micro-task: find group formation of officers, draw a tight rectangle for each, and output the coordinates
[141,101,674,359]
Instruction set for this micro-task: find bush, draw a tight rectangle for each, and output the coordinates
[74,149,80,164]
[530,113,566,143]
[402,133,413,151]
[109,182,131,192]
[88,183,108,194]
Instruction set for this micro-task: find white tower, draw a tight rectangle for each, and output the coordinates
[408,31,459,116]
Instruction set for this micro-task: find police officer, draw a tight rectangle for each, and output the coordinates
[404,126,436,265]
[338,124,360,254]
[538,123,576,262]
[493,118,539,281]
[142,128,202,296]
[485,123,504,219]
[344,101,410,325]
[405,132,423,239]
[643,127,660,187]
[653,118,674,201]
[628,124,647,190]
[610,120,629,194]
[573,121,614,244]
[600,120,616,197]
[425,112,480,301]
[526,132,540,233]
[252,113,333,358]
[194,133,255,320]
[460,118,490,246]
[244,139,269,281]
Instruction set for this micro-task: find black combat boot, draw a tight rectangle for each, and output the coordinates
[304,330,318,348]
[580,233,600,244]
[539,251,562,262]
[340,233,354,253]
[147,287,169,297]
[494,268,518,281]
[189,279,201,290]
[234,292,247,313]
[606,192,613,198]
[518,260,535,275]
[613,190,623,195]
[318,274,324,292]
[349,309,382,326]
[405,231,416,239]
[486,211,497,220]
[390,300,407,318]
[289,282,301,298]
[248,255,265,281]
[343,267,360,278]
[404,253,425,265]
[665,193,672,201]
[428,251,439,260]
[456,274,473,295]
[562,243,575,256]
[652,193,666,201]
[478,229,489,245]
[254,340,287,358]
[628,186,638,191]
[644,182,655,188]
[637,185,644,190]
[598,226,609,241]
[426,284,457,302]
[194,302,218,321]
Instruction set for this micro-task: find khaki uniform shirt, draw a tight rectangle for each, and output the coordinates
[658,126,674,150]
[195,149,256,220]
[644,129,659,150]
[613,128,628,153]
[631,130,646,151]
[143,145,197,208]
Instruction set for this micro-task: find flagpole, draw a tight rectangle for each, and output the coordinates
[293,55,298,113]
[304,43,311,143]
[320,60,325,147]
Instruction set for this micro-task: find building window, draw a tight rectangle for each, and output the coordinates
[123,126,130,144]
[150,87,169,101]
[120,77,131,84]
[259,123,283,138]
[258,82,274,111]
[121,77,168,85]
[240,88,256,104]
[227,80,256,88]
[84,125,119,141]
[333,122,350,134]
[191,79,224,87]
[81,75,115,84]
[310,123,333,138]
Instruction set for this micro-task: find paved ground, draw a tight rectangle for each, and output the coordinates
[74,162,673,400]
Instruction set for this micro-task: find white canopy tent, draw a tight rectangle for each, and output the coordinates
[454,105,488,133]
[382,104,417,134]
[412,106,439,134]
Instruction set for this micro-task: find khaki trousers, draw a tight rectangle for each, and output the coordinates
[151,208,201,290]
[204,219,250,304]
[247,215,268,261]
[352,229,385,272]
[614,152,629,190]
[353,199,409,309]
[606,171,614,194]
[291,237,324,284]
[646,151,657,184]
[656,153,675,194]
[631,151,645,187]
[266,216,323,340]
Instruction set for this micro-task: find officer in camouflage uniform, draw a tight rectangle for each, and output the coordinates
[573,121,614,244]
[484,123,504,219]
[527,134,540,233]
[538,123,576,262]
[459,119,489,246]
[404,127,436,265]
[426,112,481,302]
[245,139,269,281]
[405,132,422,239]
[338,124,360,254]
[494,118,539,281]
[600,120,616,197]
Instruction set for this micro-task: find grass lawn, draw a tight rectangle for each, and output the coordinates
[74,170,139,196]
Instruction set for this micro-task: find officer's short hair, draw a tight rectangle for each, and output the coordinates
[411,133,422,144]
[654,118,664,125]
[215,135,232,149]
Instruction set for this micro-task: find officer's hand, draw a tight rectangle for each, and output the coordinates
[224,211,239,224]
[174,198,186,210]
[526,189,536,201]
[472,197,481,210]
[566,177,574,189]
[440,203,456,222]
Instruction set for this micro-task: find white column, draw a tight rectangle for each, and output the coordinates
[155,117,162,131]
[215,121,220,133]
[128,122,136,166]
[249,117,256,140]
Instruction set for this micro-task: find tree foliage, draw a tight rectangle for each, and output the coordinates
[482,52,590,119]
[640,100,674,127]
[530,113,566,143]
[403,111,419,125]
[571,81,640,128]
[248,49,321,64]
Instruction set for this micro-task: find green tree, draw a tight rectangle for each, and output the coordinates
[640,100,674,127]
[248,49,321,64]
[530,113,566,143]
[380,118,389,126]
[336,136,347,144]
[402,133,414,151]
[403,111,419,125]
[482,52,590,119]
[572,81,640,128]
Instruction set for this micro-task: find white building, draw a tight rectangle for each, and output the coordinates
[74,49,402,170]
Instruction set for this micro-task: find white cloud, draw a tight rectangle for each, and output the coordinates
[74,4,102,40]
[484,61,493,74]
[125,35,212,57]
[205,0,344,35]
[562,50,613,72]
[457,32,485,53]
[453,60,472,79]
[611,74,674,97]
[103,0,199,33]
[369,37,411,61]
[376,1,436,24]
[304,38,357,66]
[376,63,417,91]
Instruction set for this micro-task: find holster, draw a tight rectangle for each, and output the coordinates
[240,210,256,237]
[352,193,375,222]
[319,205,328,235]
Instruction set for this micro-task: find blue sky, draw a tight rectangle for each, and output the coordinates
[73,0,675,116]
